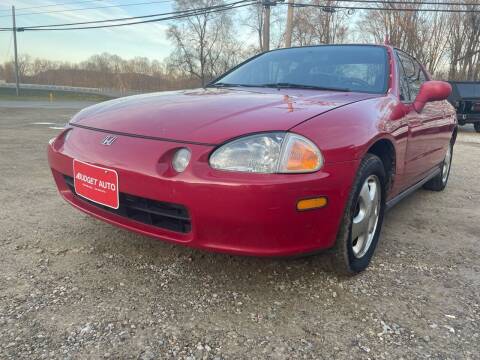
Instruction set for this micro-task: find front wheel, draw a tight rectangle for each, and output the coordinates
[474,122,480,133]
[331,154,386,275]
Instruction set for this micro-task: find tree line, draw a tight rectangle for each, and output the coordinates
[1,0,479,91]
[0,53,201,91]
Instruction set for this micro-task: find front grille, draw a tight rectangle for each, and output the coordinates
[63,175,191,233]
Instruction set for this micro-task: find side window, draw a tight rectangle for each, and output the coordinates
[409,59,426,99]
[397,51,427,100]
[395,52,410,102]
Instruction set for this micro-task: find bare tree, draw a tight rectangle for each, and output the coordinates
[357,1,422,55]
[167,0,243,86]
[358,1,456,77]
[1,62,15,82]
[292,1,350,46]
[0,52,198,91]
[17,54,33,79]
[447,2,480,80]
[241,3,285,53]
[242,3,264,51]
[415,10,451,75]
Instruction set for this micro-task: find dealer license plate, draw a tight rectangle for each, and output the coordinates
[73,159,119,209]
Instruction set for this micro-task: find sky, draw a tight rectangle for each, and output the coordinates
[0,1,364,66]
[0,0,186,64]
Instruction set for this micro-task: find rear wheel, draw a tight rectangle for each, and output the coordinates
[474,122,480,133]
[331,154,386,275]
[423,141,453,191]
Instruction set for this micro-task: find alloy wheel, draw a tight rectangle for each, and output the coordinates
[442,144,452,184]
[351,175,381,259]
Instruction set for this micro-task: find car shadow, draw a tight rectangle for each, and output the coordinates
[72,182,444,292]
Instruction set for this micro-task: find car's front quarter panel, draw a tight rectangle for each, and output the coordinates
[291,94,411,199]
[291,95,404,160]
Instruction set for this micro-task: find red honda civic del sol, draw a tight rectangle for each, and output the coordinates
[48,44,456,274]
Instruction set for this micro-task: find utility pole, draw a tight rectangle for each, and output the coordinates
[285,0,294,48]
[262,1,271,52]
[12,6,20,96]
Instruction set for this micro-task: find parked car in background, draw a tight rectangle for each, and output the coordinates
[448,81,480,132]
[48,44,456,275]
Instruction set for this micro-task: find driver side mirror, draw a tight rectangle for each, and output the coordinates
[413,80,451,113]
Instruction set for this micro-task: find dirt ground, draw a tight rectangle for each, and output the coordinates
[1,101,479,360]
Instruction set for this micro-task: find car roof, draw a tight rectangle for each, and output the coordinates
[268,44,389,52]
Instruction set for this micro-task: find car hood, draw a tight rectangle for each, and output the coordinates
[70,87,378,145]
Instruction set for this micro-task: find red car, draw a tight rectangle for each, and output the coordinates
[48,45,456,274]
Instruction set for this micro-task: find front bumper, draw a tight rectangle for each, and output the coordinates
[48,126,358,257]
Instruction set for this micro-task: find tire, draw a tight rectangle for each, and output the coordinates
[423,141,453,191]
[474,122,480,133]
[331,154,386,275]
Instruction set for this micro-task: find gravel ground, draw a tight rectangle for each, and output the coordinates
[0,102,479,359]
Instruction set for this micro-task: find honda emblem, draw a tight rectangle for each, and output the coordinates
[101,135,117,146]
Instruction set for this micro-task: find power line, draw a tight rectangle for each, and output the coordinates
[291,2,480,13]
[28,3,256,31]
[14,0,257,31]
[0,0,105,13]
[1,0,476,20]
[0,0,477,32]
[0,0,174,19]
[330,0,480,5]
[15,0,235,29]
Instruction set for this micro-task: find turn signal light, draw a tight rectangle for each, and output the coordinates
[284,140,320,171]
[297,197,328,211]
[278,134,323,173]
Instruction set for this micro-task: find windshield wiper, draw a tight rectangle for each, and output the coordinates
[257,83,351,92]
[208,82,350,92]
[208,82,259,88]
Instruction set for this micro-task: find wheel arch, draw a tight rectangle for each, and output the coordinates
[452,126,458,144]
[365,138,396,192]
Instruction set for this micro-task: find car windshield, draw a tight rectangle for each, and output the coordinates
[211,45,389,94]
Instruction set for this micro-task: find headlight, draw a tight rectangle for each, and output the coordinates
[209,132,323,173]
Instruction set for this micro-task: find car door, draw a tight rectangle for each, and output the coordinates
[396,50,445,186]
